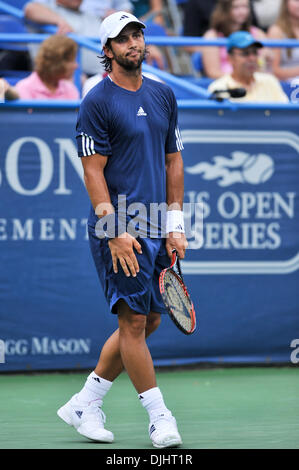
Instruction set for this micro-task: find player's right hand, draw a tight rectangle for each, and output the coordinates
[108,233,142,277]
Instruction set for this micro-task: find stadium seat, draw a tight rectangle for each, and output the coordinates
[0,14,31,72]
[191,51,203,73]
[2,70,30,85]
[0,14,28,51]
[3,0,28,9]
[144,22,168,38]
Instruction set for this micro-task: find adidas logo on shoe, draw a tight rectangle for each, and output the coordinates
[149,424,156,435]
[137,106,147,116]
[148,411,182,448]
[57,393,114,443]
[93,377,101,383]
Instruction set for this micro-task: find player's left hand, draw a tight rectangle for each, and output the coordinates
[166,232,188,260]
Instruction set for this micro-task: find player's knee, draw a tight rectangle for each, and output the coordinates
[145,313,161,336]
[118,311,147,338]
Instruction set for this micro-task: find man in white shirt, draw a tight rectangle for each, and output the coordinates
[24,0,132,75]
[208,31,289,103]
[80,0,133,17]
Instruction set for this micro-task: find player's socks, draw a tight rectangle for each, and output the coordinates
[138,387,169,418]
[77,371,112,405]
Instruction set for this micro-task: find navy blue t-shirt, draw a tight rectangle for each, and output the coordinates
[76,75,183,236]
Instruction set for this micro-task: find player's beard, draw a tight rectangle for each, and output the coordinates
[111,46,146,71]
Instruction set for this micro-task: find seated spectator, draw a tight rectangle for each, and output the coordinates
[182,0,260,40]
[252,0,282,31]
[201,0,268,79]
[24,0,104,76]
[208,31,289,102]
[80,0,133,17]
[13,35,79,99]
[268,0,299,81]
[24,1,165,73]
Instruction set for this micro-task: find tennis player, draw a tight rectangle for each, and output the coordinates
[57,11,187,448]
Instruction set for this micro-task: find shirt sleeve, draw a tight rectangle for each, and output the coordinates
[114,0,133,12]
[14,78,34,99]
[165,87,184,154]
[76,95,112,157]
[207,76,229,94]
[269,76,289,103]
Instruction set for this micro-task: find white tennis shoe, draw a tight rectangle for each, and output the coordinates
[57,393,114,443]
[149,411,182,448]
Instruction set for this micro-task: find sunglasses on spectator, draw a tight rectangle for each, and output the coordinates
[232,48,259,57]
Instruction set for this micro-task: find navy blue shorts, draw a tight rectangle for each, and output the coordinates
[88,228,170,315]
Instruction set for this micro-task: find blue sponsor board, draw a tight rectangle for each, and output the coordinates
[0,105,298,371]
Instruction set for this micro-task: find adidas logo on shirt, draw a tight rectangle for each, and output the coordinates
[137,106,147,116]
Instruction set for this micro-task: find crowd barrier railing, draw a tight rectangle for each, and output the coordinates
[1,0,299,102]
[2,99,299,111]
[1,32,299,103]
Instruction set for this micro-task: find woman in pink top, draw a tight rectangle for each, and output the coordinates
[15,35,79,100]
[202,0,267,79]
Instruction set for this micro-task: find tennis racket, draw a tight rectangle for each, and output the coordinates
[159,249,196,335]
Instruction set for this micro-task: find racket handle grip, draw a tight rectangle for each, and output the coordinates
[171,249,184,281]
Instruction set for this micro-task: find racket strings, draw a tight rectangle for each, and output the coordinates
[164,271,192,330]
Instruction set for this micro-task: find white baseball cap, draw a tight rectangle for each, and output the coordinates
[99,11,146,49]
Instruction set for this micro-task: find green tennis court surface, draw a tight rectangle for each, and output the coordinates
[0,367,298,449]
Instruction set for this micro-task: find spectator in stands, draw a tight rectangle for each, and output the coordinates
[208,31,289,101]
[24,1,164,74]
[201,0,268,79]
[182,0,259,50]
[251,0,282,31]
[13,35,79,99]
[24,0,133,33]
[80,0,133,17]
[268,0,299,81]
[24,0,108,75]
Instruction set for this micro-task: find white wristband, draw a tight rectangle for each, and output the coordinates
[166,210,185,233]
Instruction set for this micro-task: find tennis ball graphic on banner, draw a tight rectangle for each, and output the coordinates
[185,151,275,187]
[242,154,274,184]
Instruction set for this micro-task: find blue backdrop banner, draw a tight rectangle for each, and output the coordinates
[0,104,298,371]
